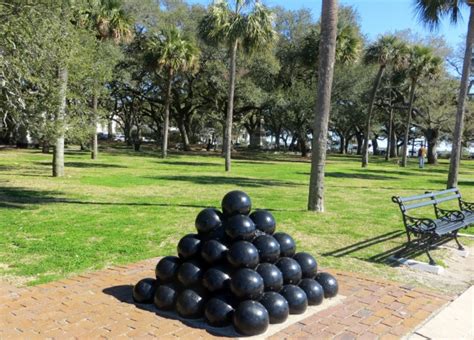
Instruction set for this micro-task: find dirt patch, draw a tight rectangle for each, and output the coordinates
[394,240,474,295]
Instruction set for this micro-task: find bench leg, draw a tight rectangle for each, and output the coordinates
[453,232,465,251]
[425,236,436,266]
[395,231,413,258]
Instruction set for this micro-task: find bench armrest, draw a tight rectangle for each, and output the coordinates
[435,207,465,222]
[404,215,437,234]
[460,200,474,212]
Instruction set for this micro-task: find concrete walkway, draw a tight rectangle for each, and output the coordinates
[0,258,453,339]
[409,286,473,340]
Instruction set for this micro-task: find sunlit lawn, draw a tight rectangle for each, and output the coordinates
[0,146,473,286]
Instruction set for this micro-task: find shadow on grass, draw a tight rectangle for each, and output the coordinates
[159,161,220,167]
[34,161,127,168]
[323,230,455,266]
[145,175,302,188]
[102,285,238,337]
[429,179,474,187]
[0,187,64,209]
[297,171,398,181]
[322,231,405,258]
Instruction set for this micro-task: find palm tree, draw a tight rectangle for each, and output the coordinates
[361,35,406,168]
[198,0,276,172]
[400,45,442,167]
[85,0,133,160]
[145,28,199,158]
[414,0,474,187]
[307,0,339,212]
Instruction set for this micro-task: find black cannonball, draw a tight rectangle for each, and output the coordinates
[250,210,276,234]
[176,289,206,319]
[259,292,289,324]
[276,257,302,284]
[199,225,230,244]
[132,278,157,304]
[204,296,235,327]
[230,268,264,300]
[177,234,201,260]
[256,263,283,292]
[299,278,324,306]
[200,240,228,265]
[202,266,231,292]
[315,272,339,298]
[293,252,318,279]
[227,241,260,269]
[224,215,256,241]
[253,234,281,263]
[155,256,180,282]
[221,191,252,217]
[280,284,308,314]
[233,300,269,336]
[195,208,223,234]
[177,260,204,287]
[154,283,180,310]
[273,232,296,257]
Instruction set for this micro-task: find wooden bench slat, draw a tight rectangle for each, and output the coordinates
[434,194,461,204]
[428,188,459,197]
[399,192,433,202]
[404,200,436,210]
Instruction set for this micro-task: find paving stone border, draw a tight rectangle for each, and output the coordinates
[0,258,452,339]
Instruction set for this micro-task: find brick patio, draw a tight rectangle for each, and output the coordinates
[0,258,452,339]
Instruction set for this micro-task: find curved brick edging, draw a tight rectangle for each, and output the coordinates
[0,258,451,339]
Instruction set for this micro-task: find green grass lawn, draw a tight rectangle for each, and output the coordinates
[0,146,473,286]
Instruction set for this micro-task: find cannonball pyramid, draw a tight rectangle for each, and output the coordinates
[132,190,339,336]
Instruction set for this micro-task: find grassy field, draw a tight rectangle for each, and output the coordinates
[0,146,473,287]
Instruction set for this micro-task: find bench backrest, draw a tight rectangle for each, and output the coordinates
[392,188,462,214]
[392,192,436,213]
[426,188,461,206]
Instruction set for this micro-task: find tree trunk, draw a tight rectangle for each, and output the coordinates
[308,0,338,212]
[178,119,190,151]
[372,136,379,155]
[386,106,394,161]
[362,65,385,167]
[425,128,439,165]
[401,79,416,167]
[390,130,397,158]
[355,133,363,155]
[448,5,474,187]
[107,117,114,140]
[299,134,309,157]
[339,135,345,154]
[224,40,239,172]
[53,66,68,177]
[42,140,50,154]
[162,69,173,158]
[248,120,262,149]
[91,93,98,160]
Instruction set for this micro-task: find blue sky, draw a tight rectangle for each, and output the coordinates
[187,0,468,50]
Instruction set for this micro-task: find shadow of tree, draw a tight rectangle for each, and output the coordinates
[145,175,302,188]
[0,186,212,209]
[429,179,474,187]
[0,187,65,209]
[159,161,220,167]
[33,161,127,169]
[297,172,398,180]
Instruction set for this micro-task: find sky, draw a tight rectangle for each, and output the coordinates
[186,0,469,51]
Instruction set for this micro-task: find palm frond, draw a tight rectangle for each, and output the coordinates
[414,0,464,31]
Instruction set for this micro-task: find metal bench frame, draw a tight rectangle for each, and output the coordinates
[392,188,472,265]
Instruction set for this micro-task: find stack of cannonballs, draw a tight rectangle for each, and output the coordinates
[132,191,338,336]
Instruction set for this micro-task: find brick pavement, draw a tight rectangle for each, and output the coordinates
[0,258,452,339]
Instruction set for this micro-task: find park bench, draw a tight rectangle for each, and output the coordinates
[392,188,473,265]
